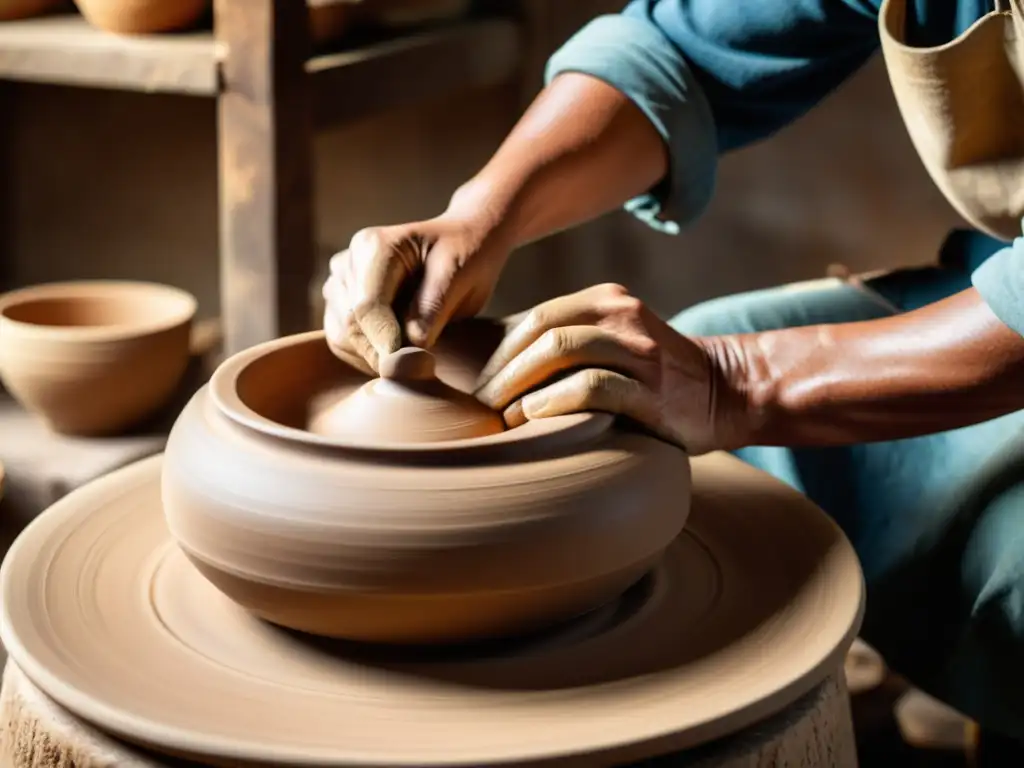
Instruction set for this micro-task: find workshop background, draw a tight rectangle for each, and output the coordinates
[0,1,975,765]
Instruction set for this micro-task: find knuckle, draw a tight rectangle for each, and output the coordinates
[349,227,380,251]
[350,297,375,319]
[600,294,644,321]
[597,282,630,298]
[328,250,350,273]
[616,295,645,316]
[393,234,425,268]
[540,327,573,358]
[350,227,401,263]
[632,335,659,359]
[321,276,335,301]
[592,284,644,319]
[582,368,610,393]
[523,307,548,334]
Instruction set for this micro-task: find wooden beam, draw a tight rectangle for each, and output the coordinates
[216,0,316,354]
[0,83,12,292]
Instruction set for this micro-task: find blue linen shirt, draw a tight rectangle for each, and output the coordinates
[545,0,1024,335]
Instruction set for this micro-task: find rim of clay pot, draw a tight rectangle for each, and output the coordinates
[0,280,197,341]
[210,330,615,457]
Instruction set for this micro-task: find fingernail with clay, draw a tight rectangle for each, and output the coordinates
[502,400,527,429]
[520,392,548,419]
[475,380,501,409]
[474,364,500,392]
[406,319,428,346]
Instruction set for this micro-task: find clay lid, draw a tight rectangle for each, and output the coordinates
[308,346,506,443]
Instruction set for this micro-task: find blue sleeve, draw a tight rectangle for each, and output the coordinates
[972,228,1024,336]
[545,0,879,233]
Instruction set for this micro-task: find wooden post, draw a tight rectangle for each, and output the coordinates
[215,0,316,354]
[0,83,13,292]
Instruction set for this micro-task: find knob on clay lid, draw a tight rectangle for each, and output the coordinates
[309,346,506,444]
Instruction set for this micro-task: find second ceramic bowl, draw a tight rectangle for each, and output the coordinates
[0,280,196,436]
[74,0,210,34]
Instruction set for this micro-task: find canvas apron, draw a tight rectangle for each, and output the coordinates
[864,3,1024,729]
[812,0,1024,314]
[879,0,1024,243]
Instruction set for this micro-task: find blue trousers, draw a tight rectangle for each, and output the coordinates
[670,265,1024,740]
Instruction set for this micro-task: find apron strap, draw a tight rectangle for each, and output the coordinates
[999,0,1024,40]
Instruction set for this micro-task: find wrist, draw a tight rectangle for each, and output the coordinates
[692,333,781,450]
[445,175,528,249]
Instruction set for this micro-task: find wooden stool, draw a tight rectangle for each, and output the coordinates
[0,661,856,767]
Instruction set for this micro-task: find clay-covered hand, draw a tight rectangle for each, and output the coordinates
[474,283,734,455]
[323,213,511,374]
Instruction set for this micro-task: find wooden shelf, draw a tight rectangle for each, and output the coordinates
[0,14,221,95]
[0,13,522,114]
[0,5,526,355]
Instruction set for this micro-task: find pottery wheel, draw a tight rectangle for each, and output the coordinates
[0,453,864,767]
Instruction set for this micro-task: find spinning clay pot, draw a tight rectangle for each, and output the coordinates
[0,281,196,437]
[162,320,692,644]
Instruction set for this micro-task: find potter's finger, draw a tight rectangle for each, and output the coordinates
[348,231,408,357]
[328,249,351,278]
[500,309,529,333]
[323,273,358,343]
[504,368,658,433]
[476,294,605,387]
[324,310,378,375]
[405,247,466,349]
[322,272,345,305]
[476,326,645,411]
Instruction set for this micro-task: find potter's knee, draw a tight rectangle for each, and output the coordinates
[669,294,768,337]
[965,484,1024,646]
[970,579,1024,657]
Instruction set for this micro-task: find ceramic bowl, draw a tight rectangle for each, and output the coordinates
[74,0,210,34]
[0,281,196,436]
[161,321,692,644]
[308,0,356,45]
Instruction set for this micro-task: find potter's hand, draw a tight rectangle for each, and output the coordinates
[323,215,511,373]
[475,284,734,455]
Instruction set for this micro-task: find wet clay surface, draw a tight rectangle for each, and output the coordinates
[308,346,506,443]
[1,452,862,766]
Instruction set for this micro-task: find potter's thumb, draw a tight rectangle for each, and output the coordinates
[356,301,403,358]
[406,257,462,348]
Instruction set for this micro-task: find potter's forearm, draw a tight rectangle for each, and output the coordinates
[710,289,1024,447]
[447,73,667,247]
